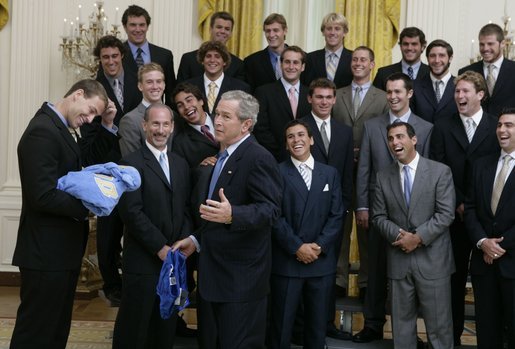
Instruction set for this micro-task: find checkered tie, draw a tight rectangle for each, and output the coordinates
[135,48,144,68]
[491,155,512,214]
[407,66,414,80]
[207,81,217,113]
[326,53,337,81]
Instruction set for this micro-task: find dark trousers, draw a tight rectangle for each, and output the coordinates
[112,272,177,349]
[96,208,123,293]
[198,293,267,349]
[10,268,80,349]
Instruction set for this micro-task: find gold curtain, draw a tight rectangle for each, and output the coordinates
[336,0,400,78]
[0,0,8,31]
[198,0,263,59]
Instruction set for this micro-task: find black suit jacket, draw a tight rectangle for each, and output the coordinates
[13,103,89,271]
[253,80,311,161]
[123,41,176,107]
[458,59,515,117]
[243,48,278,92]
[185,75,250,115]
[465,153,515,278]
[302,114,353,211]
[195,136,282,302]
[430,112,500,206]
[411,74,457,123]
[301,48,353,88]
[172,123,219,168]
[177,49,246,83]
[373,61,430,91]
[118,146,192,274]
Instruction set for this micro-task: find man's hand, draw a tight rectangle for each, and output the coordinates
[456,203,465,222]
[157,245,171,261]
[392,229,422,253]
[480,237,505,260]
[296,243,320,264]
[171,237,196,258]
[200,188,232,224]
[355,210,369,230]
[100,99,117,129]
[200,156,218,166]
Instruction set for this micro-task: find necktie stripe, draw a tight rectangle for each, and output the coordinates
[491,155,512,214]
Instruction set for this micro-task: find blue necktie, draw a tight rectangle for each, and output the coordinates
[159,152,170,184]
[208,150,229,199]
[403,165,412,207]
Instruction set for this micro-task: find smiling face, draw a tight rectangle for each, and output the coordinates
[100,47,123,78]
[454,79,484,117]
[351,49,374,83]
[138,70,165,103]
[202,49,226,80]
[386,79,413,116]
[479,34,504,63]
[210,18,233,44]
[281,50,304,84]
[174,91,206,126]
[65,90,106,128]
[143,106,174,151]
[286,123,313,162]
[264,22,287,51]
[308,87,336,120]
[388,124,417,164]
[123,15,148,46]
[323,23,345,51]
[427,46,452,79]
[497,113,515,153]
[400,36,424,65]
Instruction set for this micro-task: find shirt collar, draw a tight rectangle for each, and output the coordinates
[397,152,420,172]
[145,139,168,161]
[47,102,68,127]
[430,71,452,85]
[291,154,315,171]
[225,133,251,157]
[280,78,300,94]
[484,55,504,70]
[190,112,214,133]
[128,40,150,59]
[325,46,344,59]
[104,69,125,86]
[351,81,371,91]
[402,60,421,72]
[459,107,483,126]
[389,108,412,124]
[312,112,331,127]
[204,73,224,90]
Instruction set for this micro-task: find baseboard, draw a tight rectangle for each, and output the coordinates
[0,272,20,286]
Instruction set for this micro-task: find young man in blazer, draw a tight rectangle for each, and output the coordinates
[269,119,344,349]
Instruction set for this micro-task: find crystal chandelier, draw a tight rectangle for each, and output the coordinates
[60,1,121,79]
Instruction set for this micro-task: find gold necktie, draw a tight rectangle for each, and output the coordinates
[207,81,217,113]
[486,64,496,95]
[491,155,512,214]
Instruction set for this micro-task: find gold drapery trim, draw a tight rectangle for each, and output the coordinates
[0,0,9,31]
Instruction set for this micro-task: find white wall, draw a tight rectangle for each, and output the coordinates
[0,0,510,271]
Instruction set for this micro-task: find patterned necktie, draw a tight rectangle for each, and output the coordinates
[288,86,298,117]
[135,47,144,68]
[207,81,217,113]
[114,78,124,110]
[435,80,443,103]
[201,124,216,144]
[353,86,362,118]
[274,56,282,79]
[208,150,229,199]
[299,163,311,190]
[486,64,496,95]
[326,53,337,81]
[491,155,512,214]
[68,127,78,143]
[407,66,414,80]
[465,118,475,143]
[320,121,330,153]
[159,152,170,184]
[403,165,412,207]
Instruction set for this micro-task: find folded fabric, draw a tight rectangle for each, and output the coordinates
[157,249,189,320]
[57,162,141,216]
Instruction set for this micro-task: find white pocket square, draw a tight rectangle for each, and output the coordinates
[323,184,329,191]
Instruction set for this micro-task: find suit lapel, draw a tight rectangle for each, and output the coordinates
[496,164,515,215]
[420,77,438,107]
[286,161,309,202]
[468,115,493,154]
[482,158,498,216]
[142,146,171,189]
[436,78,455,111]
[44,104,81,160]
[449,115,469,151]
[277,82,295,119]
[301,163,324,225]
[306,115,328,159]
[408,157,428,216]
[380,115,394,160]
[388,164,408,215]
[340,87,354,122]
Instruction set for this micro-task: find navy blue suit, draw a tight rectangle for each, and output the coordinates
[373,61,430,91]
[301,48,353,89]
[243,48,278,92]
[411,74,457,123]
[270,159,344,349]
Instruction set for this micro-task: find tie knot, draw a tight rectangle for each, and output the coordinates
[503,154,512,165]
[488,63,495,73]
[392,118,402,124]
[289,86,295,94]
[218,150,229,160]
[355,86,362,93]
[209,81,217,88]
[137,47,142,54]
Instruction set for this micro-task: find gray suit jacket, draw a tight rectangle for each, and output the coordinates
[372,156,455,279]
[332,84,389,151]
[356,111,433,209]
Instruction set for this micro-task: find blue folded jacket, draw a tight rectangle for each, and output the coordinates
[57,162,141,216]
[157,249,189,320]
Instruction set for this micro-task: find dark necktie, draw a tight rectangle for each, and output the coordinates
[403,165,412,207]
[135,48,144,68]
[201,124,217,144]
[407,66,414,80]
[208,150,229,199]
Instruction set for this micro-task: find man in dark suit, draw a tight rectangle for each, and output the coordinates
[112,104,191,349]
[243,13,288,92]
[301,78,354,340]
[185,40,250,116]
[353,72,433,344]
[373,27,429,91]
[332,46,388,300]
[253,45,311,162]
[411,39,458,123]
[177,11,245,82]
[10,79,112,349]
[465,108,515,349]
[269,119,344,349]
[173,90,282,349]
[458,23,515,117]
[373,121,455,349]
[301,12,352,89]
[121,5,176,107]
[430,70,500,346]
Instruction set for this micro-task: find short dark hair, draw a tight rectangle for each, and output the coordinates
[308,78,336,97]
[399,27,426,46]
[479,23,504,42]
[386,72,413,92]
[64,79,108,109]
[172,82,207,105]
[197,40,232,67]
[143,103,174,122]
[284,119,313,138]
[210,11,234,29]
[93,35,125,58]
[122,5,151,26]
[263,13,287,30]
[387,121,416,139]
[499,107,515,118]
[426,39,453,58]
[280,45,306,64]
[353,46,375,61]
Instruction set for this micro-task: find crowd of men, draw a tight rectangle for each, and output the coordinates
[10,4,515,349]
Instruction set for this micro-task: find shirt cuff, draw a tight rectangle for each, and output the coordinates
[355,207,369,212]
[102,123,118,135]
[476,237,487,249]
[189,234,200,252]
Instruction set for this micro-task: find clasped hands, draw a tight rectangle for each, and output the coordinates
[393,229,422,253]
[480,237,505,264]
[296,243,321,264]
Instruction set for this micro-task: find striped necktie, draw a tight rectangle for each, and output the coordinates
[299,163,311,190]
[326,53,337,81]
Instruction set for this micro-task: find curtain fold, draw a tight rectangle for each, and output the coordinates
[0,0,8,30]
[336,0,400,77]
[198,0,263,59]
